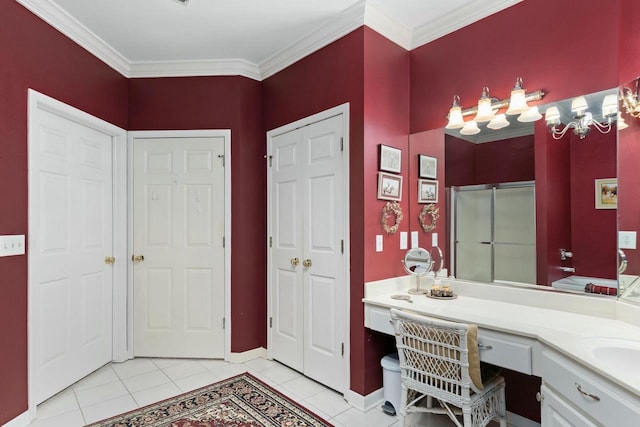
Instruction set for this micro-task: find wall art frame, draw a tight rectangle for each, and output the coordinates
[418,154,437,179]
[377,172,403,201]
[379,144,402,173]
[595,178,617,209]
[418,179,438,203]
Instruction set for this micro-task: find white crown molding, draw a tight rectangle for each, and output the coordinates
[411,0,523,50]
[363,2,412,50]
[128,58,261,80]
[16,0,131,77]
[17,0,521,80]
[258,1,366,80]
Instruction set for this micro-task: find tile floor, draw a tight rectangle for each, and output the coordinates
[29,357,462,427]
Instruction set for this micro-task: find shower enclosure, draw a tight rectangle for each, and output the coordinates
[451,181,536,285]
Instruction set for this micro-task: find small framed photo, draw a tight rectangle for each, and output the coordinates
[377,172,403,201]
[418,179,438,203]
[595,178,617,209]
[419,154,437,179]
[379,144,402,173]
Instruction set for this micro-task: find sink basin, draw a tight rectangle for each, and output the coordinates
[582,337,640,374]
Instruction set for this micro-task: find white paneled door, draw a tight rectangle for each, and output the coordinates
[31,108,114,404]
[269,112,347,393]
[133,136,226,358]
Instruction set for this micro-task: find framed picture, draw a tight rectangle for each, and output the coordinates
[595,178,617,209]
[379,144,402,173]
[418,179,438,203]
[377,172,403,201]
[419,154,437,179]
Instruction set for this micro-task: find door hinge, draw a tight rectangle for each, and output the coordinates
[264,154,273,167]
[340,137,344,152]
[217,154,225,167]
[269,236,272,248]
[341,342,344,357]
[222,236,225,248]
[269,317,273,328]
[222,317,226,329]
[341,240,344,254]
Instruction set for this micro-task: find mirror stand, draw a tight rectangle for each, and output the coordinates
[402,247,433,294]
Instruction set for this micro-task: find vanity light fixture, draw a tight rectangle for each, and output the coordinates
[544,94,618,140]
[445,77,545,135]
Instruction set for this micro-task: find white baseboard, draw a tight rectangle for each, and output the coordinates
[227,347,267,363]
[507,411,540,427]
[3,410,30,427]
[344,387,384,412]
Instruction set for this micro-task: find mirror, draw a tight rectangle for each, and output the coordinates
[409,88,619,297]
[618,77,640,303]
[401,247,432,294]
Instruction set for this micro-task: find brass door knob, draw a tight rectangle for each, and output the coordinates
[302,258,312,268]
[290,257,300,267]
[132,254,145,263]
[104,256,115,265]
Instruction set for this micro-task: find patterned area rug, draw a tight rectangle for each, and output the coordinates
[86,373,333,427]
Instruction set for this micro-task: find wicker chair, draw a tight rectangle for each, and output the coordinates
[389,309,507,427]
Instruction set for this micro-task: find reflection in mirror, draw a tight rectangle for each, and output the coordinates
[618,77,640,303]
[401,247,432,295]
[410,88,620,298]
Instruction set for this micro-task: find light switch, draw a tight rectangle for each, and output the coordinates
[411,231,419,249]
[376,235,383,252]
[0,235,26,257]
[400,232,408,250]
[432,232,438,248]
[619,231,637,249]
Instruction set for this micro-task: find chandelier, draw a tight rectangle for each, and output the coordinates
[622,77,640,118]
[446,77,545,136]
[544,94,618,140]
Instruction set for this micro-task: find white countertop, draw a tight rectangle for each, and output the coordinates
[363,275,640,397]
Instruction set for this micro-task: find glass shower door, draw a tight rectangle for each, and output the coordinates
[455,188,493,282]
[494,186,536,284]
[453,183,536,284]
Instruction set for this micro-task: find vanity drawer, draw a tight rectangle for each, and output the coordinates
[542,349,640,426]
[477,329,534,374]
[364,305,394,335]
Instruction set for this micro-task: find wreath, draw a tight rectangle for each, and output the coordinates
[381,201,403,234]
[419,204,439,232]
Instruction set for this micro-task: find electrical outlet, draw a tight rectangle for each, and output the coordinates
[411,231,419,248]
[619,231,637,249]
[376,235,383,252]
[0,235,26,257]
[432,232,438,248]
[400,232,407,250]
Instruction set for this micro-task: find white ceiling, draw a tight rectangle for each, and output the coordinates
[17,0,522,80]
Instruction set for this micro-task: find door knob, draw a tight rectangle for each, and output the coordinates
[132,254,145,263]
[302,258,312,268]
[104,256,115,265]
[290,257,300,267]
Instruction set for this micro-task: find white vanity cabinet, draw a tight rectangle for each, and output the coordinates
[540,349,640,426]
[540,385,597,427]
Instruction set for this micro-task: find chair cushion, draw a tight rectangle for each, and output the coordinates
[467,324,483,390]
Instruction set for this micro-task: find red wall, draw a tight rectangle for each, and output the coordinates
[409,129,446,262]
[445,134,535,187]
[128,76,264,352]
[569,130,617,279]
[0,1,129,423]
[618,0,640,276]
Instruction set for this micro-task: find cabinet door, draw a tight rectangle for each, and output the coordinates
[541,385,597,427]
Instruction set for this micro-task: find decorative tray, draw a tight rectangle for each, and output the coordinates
[426,292,457,300]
